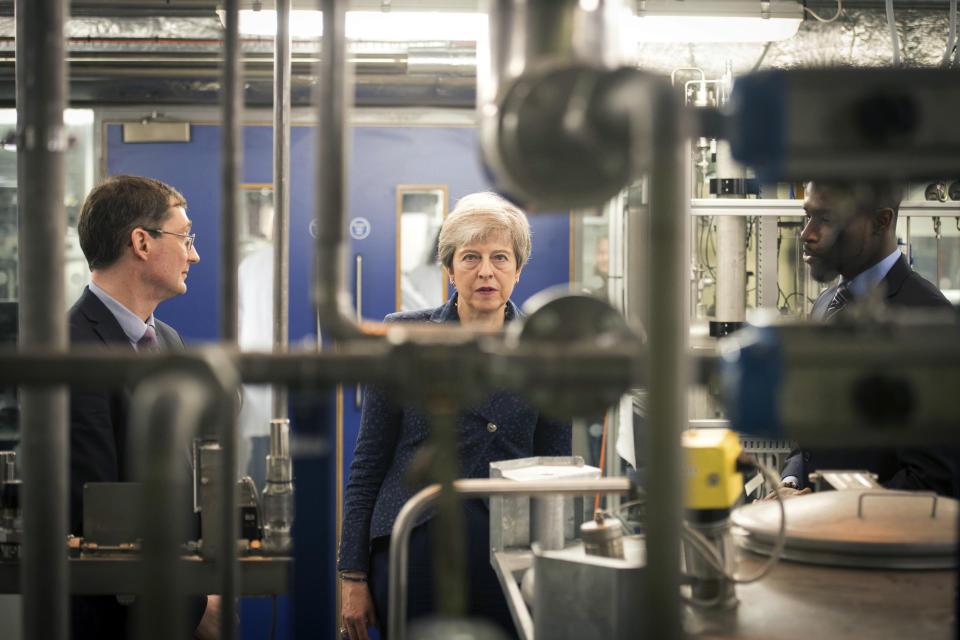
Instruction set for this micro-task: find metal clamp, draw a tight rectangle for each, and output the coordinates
[857,491,939,519]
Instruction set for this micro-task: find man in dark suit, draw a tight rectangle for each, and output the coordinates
[69,174,218,640]
[778,180,955,497]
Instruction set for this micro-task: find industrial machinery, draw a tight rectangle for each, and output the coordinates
[4,1,960,640]
[0,418,292,624]
[261,418,294,555]
[479,430,788,640]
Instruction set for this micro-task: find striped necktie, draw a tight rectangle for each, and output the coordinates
[137,325,159,351]
[823,282,852,321]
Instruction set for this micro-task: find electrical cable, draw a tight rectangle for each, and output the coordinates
[751,41,773,72]
[943,0,958,67]
[592,411,610,519]
[728,462,787,584]
[677,460,788,586]
[886,0,901,66]
[803,0,843,23]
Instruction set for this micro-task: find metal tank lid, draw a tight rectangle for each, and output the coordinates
[731,489,958,570]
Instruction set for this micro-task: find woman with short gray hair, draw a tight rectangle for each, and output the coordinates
[337,191,571,639]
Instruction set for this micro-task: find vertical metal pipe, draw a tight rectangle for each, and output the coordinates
[644,84,687,640]
[273,0,291,418]
[715,215,747,322]
[221,0,241,346]
[315,0,363,339]
[219,0,241,637]
[714,140,746,323]
[15,1,68,639]
[131,376,208,640]
[428,409,466,617]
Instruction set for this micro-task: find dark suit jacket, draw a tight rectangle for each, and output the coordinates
[68,286,195,640]
[337,293,573,573]
[69,286,183,535]
[783,255,956,495]
[810,253,952,320]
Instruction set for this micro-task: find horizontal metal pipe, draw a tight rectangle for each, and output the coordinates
[0,345,646,387]
[388,477,635,640]
[0,557,292,596]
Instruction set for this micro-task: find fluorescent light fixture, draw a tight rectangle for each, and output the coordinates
[0,109,94,125]
[633,0,803,43]
[228,10,488,42]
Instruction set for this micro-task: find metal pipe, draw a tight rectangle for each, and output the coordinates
[427,410,466,617]
[272,0,291,418]
[130,374,210,640]
[715,215,747,322]
[388,477,634,640]
[644,82,689,640]
[315,0,364,340]
[221,0,240,345]
[714,140,747,324]
[15,0,68,638]
[219,1,241,637]
[0,343,648,389]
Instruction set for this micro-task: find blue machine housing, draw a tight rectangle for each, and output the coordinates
[720,325,783,440]
[727,70,787,183]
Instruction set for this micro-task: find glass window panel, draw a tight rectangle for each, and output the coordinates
[397,186,447,313]
[0,108,94,447]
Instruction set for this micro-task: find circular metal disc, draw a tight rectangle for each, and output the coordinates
[731,490,958,569]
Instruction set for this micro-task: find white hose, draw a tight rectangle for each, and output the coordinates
[886,0,900,66]
[943,0,958,67]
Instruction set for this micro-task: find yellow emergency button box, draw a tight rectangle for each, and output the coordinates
[682,428,743,510]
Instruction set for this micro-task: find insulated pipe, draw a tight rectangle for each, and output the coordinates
[315,0,364,340]
[15,1,69,639]
[714,140,747,324]
[273,0,291,417]
[388,477,635,640]
[644,83,688,640]
[219,1,241,637]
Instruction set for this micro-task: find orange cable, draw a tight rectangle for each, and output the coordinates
[592,411,609,519]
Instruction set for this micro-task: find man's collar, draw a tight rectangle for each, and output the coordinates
[87,281,156,344]
[843,248,902,299]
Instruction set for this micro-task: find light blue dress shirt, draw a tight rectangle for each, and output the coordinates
[842,248,903,300]
[87,281,157,350]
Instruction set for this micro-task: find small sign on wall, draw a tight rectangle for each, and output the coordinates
[122,122,191,143]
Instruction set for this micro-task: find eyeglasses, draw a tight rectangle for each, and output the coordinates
[143,228,196,252]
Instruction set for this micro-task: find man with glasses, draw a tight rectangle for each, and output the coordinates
[776,180,955,498]
[68,174,217,640]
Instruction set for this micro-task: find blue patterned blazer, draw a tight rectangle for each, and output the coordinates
[337,293,573,572]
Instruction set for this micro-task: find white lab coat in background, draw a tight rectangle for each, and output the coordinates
[238,245,274,488]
